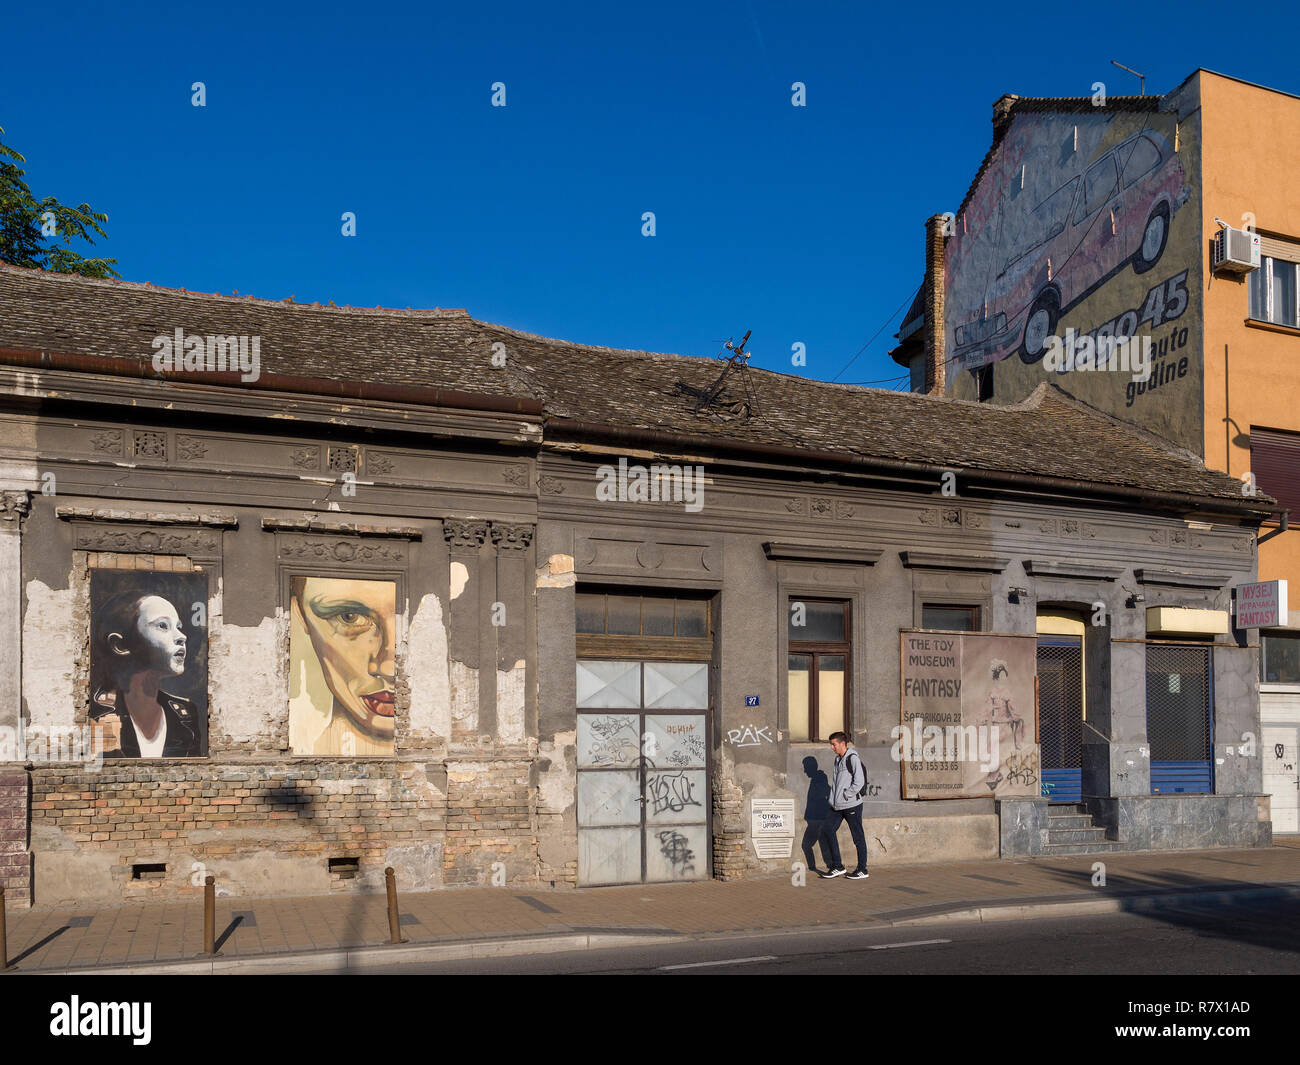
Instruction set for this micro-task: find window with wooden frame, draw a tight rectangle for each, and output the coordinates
[787,598,850,742]
[575,589,712,660]
[922,603,981,631]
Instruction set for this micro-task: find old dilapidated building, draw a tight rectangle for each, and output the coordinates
[0,264,1275,905]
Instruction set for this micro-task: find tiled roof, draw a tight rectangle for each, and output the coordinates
[0,264,1263,509]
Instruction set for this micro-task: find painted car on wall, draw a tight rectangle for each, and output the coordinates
[953,129,1191,369]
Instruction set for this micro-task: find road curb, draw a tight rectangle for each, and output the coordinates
[12,881,1300,973]
[16,931,688,975]
[889,883,1300,927]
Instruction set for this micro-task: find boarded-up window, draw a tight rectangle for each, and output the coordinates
[1251,427,1300,514]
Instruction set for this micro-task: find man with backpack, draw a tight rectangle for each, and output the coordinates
[818,731,869,880]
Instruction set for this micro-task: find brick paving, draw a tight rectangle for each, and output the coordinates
[4,845,1299,972]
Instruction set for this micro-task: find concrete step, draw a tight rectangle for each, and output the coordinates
[1046,827,1114,844]
[1041,840,1121,855]
[1045,815,1095,829]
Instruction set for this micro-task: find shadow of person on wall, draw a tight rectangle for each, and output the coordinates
[801,755,833,873]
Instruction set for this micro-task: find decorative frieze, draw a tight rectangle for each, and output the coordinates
[279,537,408,564]
[75,526,220,555]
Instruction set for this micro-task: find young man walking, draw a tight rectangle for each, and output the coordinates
[818,731,869,880]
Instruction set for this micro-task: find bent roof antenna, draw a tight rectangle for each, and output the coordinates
[674,329,758,421]
[1110,60,1146,96]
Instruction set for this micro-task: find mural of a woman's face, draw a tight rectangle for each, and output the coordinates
[293,577,397,740]
[113,595,187,677]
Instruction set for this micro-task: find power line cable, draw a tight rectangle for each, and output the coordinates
[830,290,917,382]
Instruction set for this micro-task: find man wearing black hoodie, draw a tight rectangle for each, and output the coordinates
[818,732,869,880]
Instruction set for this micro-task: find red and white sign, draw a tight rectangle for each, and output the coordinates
[1234,579,1289,629]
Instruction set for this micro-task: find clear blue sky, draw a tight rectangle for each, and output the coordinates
[5,0,1299,387]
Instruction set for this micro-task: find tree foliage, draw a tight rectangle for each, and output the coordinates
[0,124,119,278]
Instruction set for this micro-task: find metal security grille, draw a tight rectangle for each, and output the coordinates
[1145,644,1213,794]
[1037,637,1083,801]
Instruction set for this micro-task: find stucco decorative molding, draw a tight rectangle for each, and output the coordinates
[899,550,1009,573]
[835,502,856,520]
[489,522,535,552]
[1023,559,1124,582]
[784,497,805,515]
[261,517,420,539]
[537,475,565,495]
[502,465,529,488]
[443,519,489,550]
[1134,568,1229,589]
[918,508,938,525]
[57,507,238,528]
[366,452,396,475]
[176,435,209,460]
[941,507,962,526]
[133,430,167,460]
[290,447,320,469]
[763,541,883,566]
[75,526,220,555]
[0,491,31,522]
[810,497,833,517]
[636,542,663,569]
[279,537,408,564]
[90,430,123,453]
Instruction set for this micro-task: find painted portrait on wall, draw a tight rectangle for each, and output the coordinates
[89,569,209,758]
[288,576,397,756]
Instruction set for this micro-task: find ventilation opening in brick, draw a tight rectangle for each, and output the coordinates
[132,863,167,881]
[329,857,360,879]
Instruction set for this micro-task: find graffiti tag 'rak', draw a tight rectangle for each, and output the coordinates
[727,724,774,747]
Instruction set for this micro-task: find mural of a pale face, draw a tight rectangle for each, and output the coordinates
[115,595,188,676]
[291,577,397,751]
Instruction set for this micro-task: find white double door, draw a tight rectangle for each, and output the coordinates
[575,659,710,886]
[1263,723,1299,834]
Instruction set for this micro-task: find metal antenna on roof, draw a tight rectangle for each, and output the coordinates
[674,329,758,421]
[1110,60,1146,96]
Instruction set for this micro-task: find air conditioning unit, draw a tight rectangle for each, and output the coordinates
[1212,226,1261,274]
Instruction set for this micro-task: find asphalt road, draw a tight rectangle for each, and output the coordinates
[313,896,1300,975]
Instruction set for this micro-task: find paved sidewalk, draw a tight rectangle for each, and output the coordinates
[4,844,1299,973]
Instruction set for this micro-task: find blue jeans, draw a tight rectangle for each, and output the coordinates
[821,804,867,872]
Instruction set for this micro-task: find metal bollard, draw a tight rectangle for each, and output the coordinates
[385,866,405,944]
[203,875,215,955]
[0,884,8,970]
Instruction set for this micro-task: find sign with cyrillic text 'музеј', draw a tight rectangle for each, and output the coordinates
[1234,579,1288,629]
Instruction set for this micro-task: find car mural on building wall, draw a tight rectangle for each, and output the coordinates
[952,129,1191,369]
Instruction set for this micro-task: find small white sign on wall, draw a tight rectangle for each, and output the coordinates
[751,798,796,859]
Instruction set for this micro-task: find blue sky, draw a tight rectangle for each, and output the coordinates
[4,0,1299,387]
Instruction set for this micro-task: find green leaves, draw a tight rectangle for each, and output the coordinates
[0,124,119,278]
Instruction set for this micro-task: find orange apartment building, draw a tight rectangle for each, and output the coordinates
[893,69,1300,832]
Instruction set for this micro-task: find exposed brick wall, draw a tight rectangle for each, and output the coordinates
[0,772,29,905]
[443,749,537,886]
[29,760,448,900]
[535,809,578,888]
[711,766,749,880]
